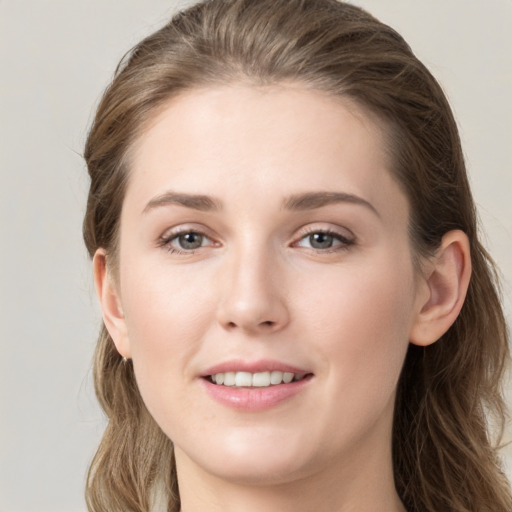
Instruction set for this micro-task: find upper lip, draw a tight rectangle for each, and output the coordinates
[200,359,311,377]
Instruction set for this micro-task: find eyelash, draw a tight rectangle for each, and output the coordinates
[158,228,214,255]
[295,227,355,253]
[158,227,355,255]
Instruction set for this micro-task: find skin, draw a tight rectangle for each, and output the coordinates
[94,83,471,512]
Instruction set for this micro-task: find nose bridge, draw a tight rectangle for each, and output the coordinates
[216,233,289,333]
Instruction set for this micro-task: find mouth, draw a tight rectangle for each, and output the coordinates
[200,360,314,409]
[206,370,312,388]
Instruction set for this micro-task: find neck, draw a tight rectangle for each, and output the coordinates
[175,420,406,512]
[178,466,405,512]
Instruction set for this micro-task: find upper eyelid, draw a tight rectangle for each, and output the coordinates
[160,224,215,240]
[296,224,355,241]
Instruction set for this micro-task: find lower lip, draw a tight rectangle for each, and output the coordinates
[201,376,312,411]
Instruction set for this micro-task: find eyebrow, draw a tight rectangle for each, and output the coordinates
[143,191,222,214]
[142,189,379,217]
[282,191,380,217]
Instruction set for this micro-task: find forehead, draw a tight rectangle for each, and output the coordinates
[125,83,406,222]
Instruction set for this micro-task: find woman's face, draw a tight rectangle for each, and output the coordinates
[107,84,427,485]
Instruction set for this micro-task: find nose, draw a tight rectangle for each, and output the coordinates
[216,245,290,335]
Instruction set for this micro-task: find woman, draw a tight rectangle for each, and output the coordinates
[83,0,511,510]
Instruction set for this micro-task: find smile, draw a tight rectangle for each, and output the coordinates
[209,371,308,387]
[201,363,313,410]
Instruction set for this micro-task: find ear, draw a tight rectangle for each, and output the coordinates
[409,230,472,347]
[93,249,131,358]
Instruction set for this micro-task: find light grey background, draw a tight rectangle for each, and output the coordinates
[1,1,511,511]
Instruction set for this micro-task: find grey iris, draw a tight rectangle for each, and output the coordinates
[179,233,203,250]
[309,233,334,249]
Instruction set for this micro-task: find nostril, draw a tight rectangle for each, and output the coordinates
[220,314,284,332]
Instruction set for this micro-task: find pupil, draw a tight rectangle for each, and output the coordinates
[179,233,202,249]
[310,233,333,249]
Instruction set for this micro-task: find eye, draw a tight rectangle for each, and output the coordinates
[175,232,206,250]
[159,229,215,254]
[295,229,354,252]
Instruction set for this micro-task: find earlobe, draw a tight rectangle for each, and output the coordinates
[93,249,131,358]
[409,230,472,347]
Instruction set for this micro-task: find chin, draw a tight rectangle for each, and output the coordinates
[177,427,316,486]
[203,455,312,487]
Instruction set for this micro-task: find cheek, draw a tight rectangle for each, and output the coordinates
[119,261,217,412]
[121,253,217,337]
[298,253,415,404]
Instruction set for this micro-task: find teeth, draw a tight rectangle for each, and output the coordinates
[209,370,307,387]
[253,371,271,387]
[223,372,236,386]
[270,371,283,385]
[283,372,294,383]
[235,371,253,387]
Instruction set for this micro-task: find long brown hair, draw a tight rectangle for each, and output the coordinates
[83,1,511,510]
